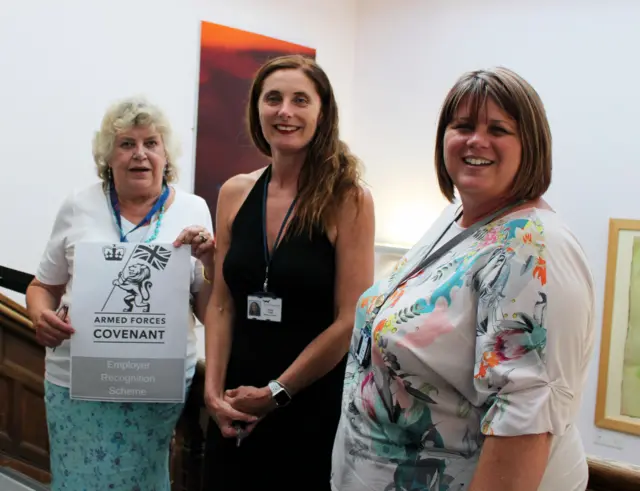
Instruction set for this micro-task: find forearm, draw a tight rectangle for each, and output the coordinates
[194,282,213,324]
[277,320,351,396]
[26,282,63,323]
[469,434,551,491]
[204,304,234,398]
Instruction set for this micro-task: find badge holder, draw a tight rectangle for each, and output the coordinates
[355,328,372,367]
[356,295,385,367]
[247,291,282,322]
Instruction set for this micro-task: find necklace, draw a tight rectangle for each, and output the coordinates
[107,182,169,243]
[115,206,165,243]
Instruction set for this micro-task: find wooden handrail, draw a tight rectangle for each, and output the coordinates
[0,292,32,327]
[587,456,640,491]
[0,302,32,329]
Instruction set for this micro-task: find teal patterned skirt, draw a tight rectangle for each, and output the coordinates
[44,377,192,491]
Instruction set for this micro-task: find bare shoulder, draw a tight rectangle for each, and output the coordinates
[217,167,268,226]
[219,168,264,199]
[338,185,375,223]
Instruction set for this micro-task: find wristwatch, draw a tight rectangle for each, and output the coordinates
[268,380,292,407]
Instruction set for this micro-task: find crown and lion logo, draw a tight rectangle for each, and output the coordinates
[101,244,172,313]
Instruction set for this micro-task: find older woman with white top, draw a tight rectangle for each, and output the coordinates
[26,96,214,491]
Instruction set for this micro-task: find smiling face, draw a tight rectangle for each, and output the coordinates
[257,68,321,156]
[109,126,166,199]
[443,97,522,204]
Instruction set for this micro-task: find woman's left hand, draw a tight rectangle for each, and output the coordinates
[173,225,215,264]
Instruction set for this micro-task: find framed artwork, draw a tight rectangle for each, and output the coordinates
[595,218,640,436]
[193,21,315,226]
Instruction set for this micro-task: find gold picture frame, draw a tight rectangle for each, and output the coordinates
[595,218,640,436]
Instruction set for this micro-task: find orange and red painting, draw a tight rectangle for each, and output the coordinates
[194,21,315,225]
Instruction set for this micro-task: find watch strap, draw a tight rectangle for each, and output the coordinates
[268,380,292,407]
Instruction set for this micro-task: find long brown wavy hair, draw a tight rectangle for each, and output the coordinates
[246,55,363,237]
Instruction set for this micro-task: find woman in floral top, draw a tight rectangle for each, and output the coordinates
[331,67,595,491]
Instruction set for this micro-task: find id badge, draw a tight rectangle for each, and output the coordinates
[247,294,282,322]
[356,331,371,367]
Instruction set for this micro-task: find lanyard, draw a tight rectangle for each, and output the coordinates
[363,200,524,334]
[262,166,299,292]
[108,182,170,243]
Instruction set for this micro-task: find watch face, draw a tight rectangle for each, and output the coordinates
[269,382,291,406]
[273,390,290,406]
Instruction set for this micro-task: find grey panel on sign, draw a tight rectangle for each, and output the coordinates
[70,357,186,402]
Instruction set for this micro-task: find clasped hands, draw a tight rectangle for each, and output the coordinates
[206,385,277,439]
[34,225,214,349]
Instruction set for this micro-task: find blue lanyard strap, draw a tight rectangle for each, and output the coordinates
[262,165,299,292]
[108,181,170,243]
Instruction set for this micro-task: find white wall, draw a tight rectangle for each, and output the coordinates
[0,0,358,291]
[4,0,640,468]
[352,0,640,465]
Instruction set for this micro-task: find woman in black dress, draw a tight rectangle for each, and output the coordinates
[202,55,375,490]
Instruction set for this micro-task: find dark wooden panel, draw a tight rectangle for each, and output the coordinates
[0,292,50,483]
[0,326,4,363]
[0,375,9,430]
[3,334,45,389]
[15,383,49,466]
[0,375,12,450]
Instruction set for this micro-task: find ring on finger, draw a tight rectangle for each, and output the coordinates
[198,232,207,243]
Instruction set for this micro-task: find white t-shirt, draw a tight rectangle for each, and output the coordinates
[331,204,596,491]
[36,182,213,388]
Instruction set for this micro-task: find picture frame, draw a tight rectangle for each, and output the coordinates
[595,218,640,436]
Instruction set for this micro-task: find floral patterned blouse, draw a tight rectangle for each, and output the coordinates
[331,204,595,491]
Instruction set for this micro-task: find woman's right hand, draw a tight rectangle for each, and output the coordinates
[34,309,75,348]
[205,387,257,438]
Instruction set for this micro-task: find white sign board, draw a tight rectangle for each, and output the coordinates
[70,242,190,403]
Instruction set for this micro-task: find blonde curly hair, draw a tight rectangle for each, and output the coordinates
[92,96,180,187]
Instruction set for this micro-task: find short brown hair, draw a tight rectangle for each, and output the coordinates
[246,55,363,236]
[434,67,552,203]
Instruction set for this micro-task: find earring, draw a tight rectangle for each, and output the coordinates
[107,167,112,181]
[164,164,170,181]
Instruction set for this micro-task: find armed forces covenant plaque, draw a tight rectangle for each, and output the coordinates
[70,242,190,402]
